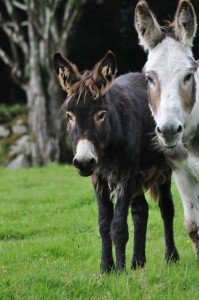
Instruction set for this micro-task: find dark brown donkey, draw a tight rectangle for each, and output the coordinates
[53,51,179,273]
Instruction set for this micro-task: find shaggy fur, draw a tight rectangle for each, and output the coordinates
[53,51,179,272]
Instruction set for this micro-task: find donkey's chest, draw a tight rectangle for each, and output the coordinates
[174,153,199,181]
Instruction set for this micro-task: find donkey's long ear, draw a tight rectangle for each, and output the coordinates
[93,51,117,95]
[53,52,80,93]
[134,0,163,51]
[174,0,197,47]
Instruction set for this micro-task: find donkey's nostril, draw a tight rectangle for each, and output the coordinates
[88,157,97,169]
[73,157,97,171]
[73,158,79,168]
[177,125,183,134]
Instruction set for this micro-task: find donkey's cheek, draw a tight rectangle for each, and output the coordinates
[179,80,196,114]
[148,85,161,116]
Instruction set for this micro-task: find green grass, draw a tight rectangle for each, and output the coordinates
[0,164,198,300]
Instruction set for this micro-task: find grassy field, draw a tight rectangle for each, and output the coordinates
[0,164,198,300]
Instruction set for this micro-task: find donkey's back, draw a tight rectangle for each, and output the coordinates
[110,72,167,186]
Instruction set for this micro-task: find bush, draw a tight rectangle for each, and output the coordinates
[0,103,27,117]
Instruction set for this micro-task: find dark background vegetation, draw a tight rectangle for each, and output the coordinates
[0,0,199,166]
[1,0,199,105]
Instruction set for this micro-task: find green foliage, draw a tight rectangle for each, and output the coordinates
[96,0,104,4]
[0,104,27,117]
[0,134,21,165]
[68,0,78,5]
[0,164,198,299]
[0,144,5,157]
[0,105,28,164]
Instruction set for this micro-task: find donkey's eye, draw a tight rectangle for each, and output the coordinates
[66,111,72,120]
[94,110,107,126]
[66,111,74,121]
[184,73,193,83]
[66,111,76,129]
[146,76,155,85]
[96,111,106,121]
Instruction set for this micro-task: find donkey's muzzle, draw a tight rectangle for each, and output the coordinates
[73,139,98,176]
[156,122,183,148]
[73,157,97,176]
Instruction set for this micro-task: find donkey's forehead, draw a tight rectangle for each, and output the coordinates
[145,37,194,73]
[66,93,107,111]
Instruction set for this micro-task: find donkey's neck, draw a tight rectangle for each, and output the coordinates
[184,68,199,140]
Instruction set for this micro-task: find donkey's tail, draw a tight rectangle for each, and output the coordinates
[149,185,158,202]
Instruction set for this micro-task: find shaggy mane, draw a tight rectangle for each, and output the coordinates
[66,70,101,103]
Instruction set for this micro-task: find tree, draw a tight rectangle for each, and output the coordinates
[0,0,87,165]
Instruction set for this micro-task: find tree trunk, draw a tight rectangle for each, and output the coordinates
[0,0,88,166]
[27,20,51,166]
[47,74,62,162]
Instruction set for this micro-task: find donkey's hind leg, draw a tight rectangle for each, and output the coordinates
[92,175,115,273]
[130,193,148,270]
[158,178,179,262]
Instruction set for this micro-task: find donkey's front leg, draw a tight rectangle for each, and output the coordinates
[92,175,115,273]
[158,178,179,262]
[110,183,132,272]
[130,193,148,269]
[173,171,199,259]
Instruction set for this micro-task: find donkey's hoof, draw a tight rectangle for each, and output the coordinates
[195,247,199,259]
[100,261,115,274]
[131,256,146,270]
[165,248,180,263]
[193,244,199,259]
[115,266,126,275]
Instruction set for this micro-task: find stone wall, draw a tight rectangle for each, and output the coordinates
[0,112,31,169]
